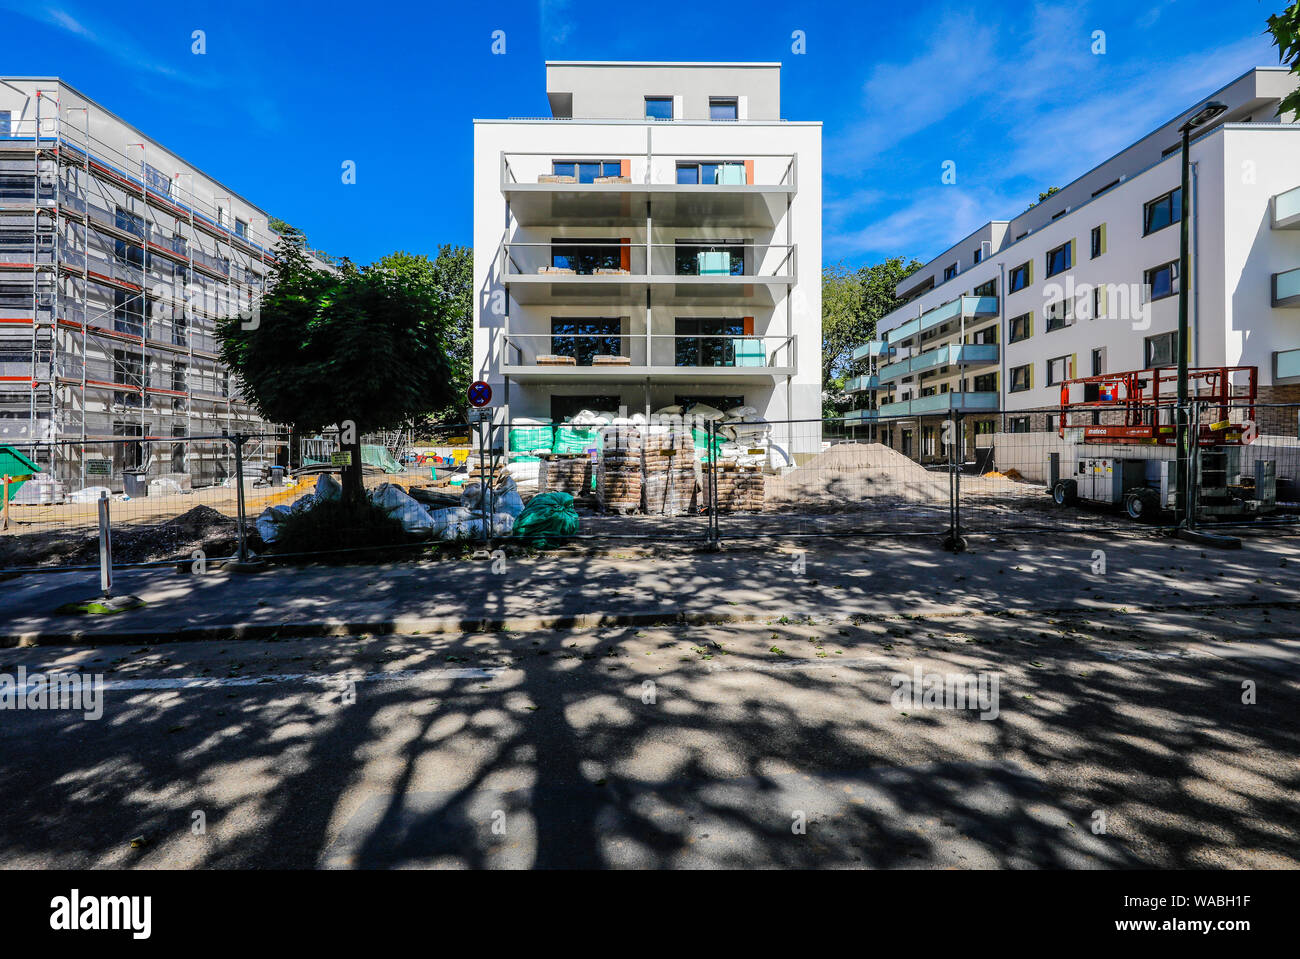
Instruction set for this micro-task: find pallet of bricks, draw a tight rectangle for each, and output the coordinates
[596,425,643,514]
[539,454,593,501]
[642,426,698,515]
[707,461,765,513]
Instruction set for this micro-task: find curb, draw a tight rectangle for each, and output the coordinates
[4,598,1296,648]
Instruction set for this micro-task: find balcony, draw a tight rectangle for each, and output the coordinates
[499,332,795,381]
[501,152,796,228]
[877,391,999,417]
[883,295,999,347]
[1272,185,1300,230]
[1273,266,1300,308]
[844,374,879,393]
[879,342,1000,382]
[842,408,879,424]
[850,340,894,362]
[501,241,795,306]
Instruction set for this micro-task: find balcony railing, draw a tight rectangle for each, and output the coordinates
[877,392,999,417]
[1274,266,1300,308]
[501,241,796,281]
[1272,184,1300,230]
[850,340,893,362]
[882,295,999,345]
[501,151,796,190]
[843,408,879,423]
[500,332,796,374]
[844,374,880,393]
[879,342,999,382]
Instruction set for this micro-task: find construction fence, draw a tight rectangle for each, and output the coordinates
[2,404,1298,573]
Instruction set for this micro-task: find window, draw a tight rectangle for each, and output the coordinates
[112,350,145,407]
[676,395,745,413]
[551,238,624,275]
[675,240,745,275]
[1091,347,1105,376]
[1045,298,1072,332]
[675,317,745,367]
[235,218,247,238]
[551,317,622,366]
[709,97,738,121]
[975,420,996,435]
[973,247,983,264]
[676,161,744,185]
[114,206,144,270]
[1045,240,1072,278]
[1090,224,1105,259]
[1010,364,1032,392]
[1143,188,1182,235]
[1009,312,1032,343]
[553,160,622,183]
[969,324,997,345]
[1092,178,1120,198]
[645,97,673,120]
[972,278,997,297]
[1091,286,1102,320]
[113,288,143,337]
[943,263,958,282]
[143,163,171,197]
[1144,260,1180,302]
[0,111,10,136]
[972,372,997,392]
[1009,261,1031,292]
[1008,416,1031,433]
[1144,331,1178,367]
[1047,355,1072,385]
[551,395,622,423]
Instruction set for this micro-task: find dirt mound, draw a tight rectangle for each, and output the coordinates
[163,505,237,536]
[765,442,949,508]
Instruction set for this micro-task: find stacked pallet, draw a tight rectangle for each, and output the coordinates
[596,426,643,514]
[642,428,698,516]
[539,454,592,499]
[706,464,765,513]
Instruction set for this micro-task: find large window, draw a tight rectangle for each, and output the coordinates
[1144,331,1178,367]
[709,97,738,121]
[972,278,997,297]
[1009,312,1032,343]
[1010,364,1032,392]
[1144,260,1180,301]
[1045,241,1072,278]
[550,317,622,366]
[675,317,745,367]
[1045,298,1072,332]
[645,97,673,120]
[1046,355,1072,385]
[676,161,745,185]
[553,160,622,183]
[112,350,145,407]
[675,240,745,276]
[551,394,622,422]
[551,238,623,275]
[113,288,143,337]
[675,395,745,413]
[1143,188,1182,235]
[1009,261,1031,292]
[972,372,997,392]
[114,206,144,270]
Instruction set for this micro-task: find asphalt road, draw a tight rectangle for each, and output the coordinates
[1,602,1296,868]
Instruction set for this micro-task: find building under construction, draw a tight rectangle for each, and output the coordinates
[0,77,296,491]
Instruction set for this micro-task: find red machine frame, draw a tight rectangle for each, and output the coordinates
[1057,366,1257,446]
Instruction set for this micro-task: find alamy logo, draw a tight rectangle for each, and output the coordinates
[50,890,151,939]
[0,667,103,720]
[890,667,1000,720]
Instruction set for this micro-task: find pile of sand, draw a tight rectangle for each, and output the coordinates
[765,443,950,508]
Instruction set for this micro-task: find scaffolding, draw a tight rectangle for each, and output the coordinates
[0,87,288,490]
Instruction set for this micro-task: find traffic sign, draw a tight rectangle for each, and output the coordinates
[468,381,493,408]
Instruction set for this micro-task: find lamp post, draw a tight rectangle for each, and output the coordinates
[1175,101,1226,525]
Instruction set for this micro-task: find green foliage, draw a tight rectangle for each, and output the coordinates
[218,242,460,438]
[422,245,473,424]
[1268,2,1300,120]
[821,257,922,415]
[267,496,411,557]
[1025,186,1062,212]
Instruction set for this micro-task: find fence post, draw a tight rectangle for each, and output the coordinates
[707,418,720,549]
[1186,400,1200,531]
[97,489,112,597]
[232,433,249,564]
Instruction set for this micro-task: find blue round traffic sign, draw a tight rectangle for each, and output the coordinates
[468,380,493,408]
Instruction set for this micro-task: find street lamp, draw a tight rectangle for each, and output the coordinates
[1175,100,1227,526]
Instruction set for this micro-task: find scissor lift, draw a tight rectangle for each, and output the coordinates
[1046,366,1275,521]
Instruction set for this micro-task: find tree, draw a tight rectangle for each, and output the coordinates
[1268,2,1300,120]
[1025,186,1061,212]
[422,245,473,425]
[821,257,922,414]
[218,241,461,503]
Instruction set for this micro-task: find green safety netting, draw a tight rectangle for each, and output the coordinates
[512,491,580,548]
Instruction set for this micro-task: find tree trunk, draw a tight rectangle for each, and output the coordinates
[340,429,365,505]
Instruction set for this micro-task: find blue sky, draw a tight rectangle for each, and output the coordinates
[1,0,1285,269]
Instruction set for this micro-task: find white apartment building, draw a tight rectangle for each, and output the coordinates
[850,66,1300,461]
[472,61,822,455]
[0,78,298,490]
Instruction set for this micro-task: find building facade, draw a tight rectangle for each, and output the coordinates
[849,67,1300,461]
[0,78,289,490]
[472,61,822,455]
